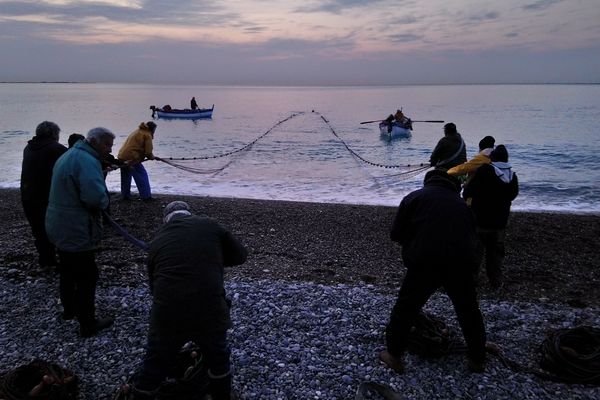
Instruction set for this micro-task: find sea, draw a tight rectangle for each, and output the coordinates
[1,83,599,213]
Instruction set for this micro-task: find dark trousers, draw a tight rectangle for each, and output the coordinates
[57,250,98,326]
[135,330,231,396]
[475,228,505,287]
[22,200,56,266]
[385,262,486,362]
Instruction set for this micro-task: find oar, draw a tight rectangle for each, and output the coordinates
[360,119,444,124]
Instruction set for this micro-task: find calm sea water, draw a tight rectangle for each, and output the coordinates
[1,83,599,213]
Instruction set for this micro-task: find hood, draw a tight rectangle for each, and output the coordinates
[480,148,493,157]
[27,136,58,151]
[491,162,514,183]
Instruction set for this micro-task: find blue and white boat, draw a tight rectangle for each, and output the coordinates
[379,121,412,138]
[150,104,214,119]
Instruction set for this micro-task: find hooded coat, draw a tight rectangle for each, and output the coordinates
[117,123,155,164]
[45,140,109,252]
[447,148,492,177]
[147,214,247,337]
[391,172,477,268]
[462,162,519,229]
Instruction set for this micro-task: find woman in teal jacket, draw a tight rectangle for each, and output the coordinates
[46,127,115,337]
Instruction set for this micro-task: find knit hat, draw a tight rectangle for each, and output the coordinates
[490,144,509,162]
[478,136,495,150]
[163,201,191,222]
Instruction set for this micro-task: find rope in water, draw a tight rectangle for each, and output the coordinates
[160,112,305,161]
[156,110,431,177]
[315,112,429,173]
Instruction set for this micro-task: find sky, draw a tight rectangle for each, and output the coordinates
[1,0,599,85]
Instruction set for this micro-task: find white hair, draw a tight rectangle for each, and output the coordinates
[86,127,115,141]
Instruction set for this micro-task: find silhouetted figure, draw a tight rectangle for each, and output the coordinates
[68,133,85,148]
[430,123,467,170]
[191,97,198,110]
[463,145,519,289]
[132,201,247,400]
[380,170,487,374]
[20,121,67,267]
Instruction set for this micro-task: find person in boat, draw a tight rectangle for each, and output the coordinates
[394,109,412,130]
[430,123,467,170]
[117,121,158,201]
[191,97,198,110]
[447,135,495,179]
[462,145,519,290]
[20,121,67,268]
[384,114,395,133]
[131,201,247,400]
[46,127,116,337]
[381,169,488,374]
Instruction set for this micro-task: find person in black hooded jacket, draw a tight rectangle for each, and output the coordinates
[380,170,487,374]
[20,121,67,267]
[463,144,519,289]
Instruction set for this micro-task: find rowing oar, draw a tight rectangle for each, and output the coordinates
[360,119,444,124]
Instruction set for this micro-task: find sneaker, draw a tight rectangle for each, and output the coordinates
[378,350,405,374]
[80,317,114,338]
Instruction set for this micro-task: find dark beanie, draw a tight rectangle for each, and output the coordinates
[490,144,509,162]
[479,136,495,150]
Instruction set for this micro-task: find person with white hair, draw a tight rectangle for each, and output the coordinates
[46,127,115,337]
[131,201,247,400]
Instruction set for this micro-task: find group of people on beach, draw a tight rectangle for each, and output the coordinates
[380,122,519,374]
[18,119,518,399]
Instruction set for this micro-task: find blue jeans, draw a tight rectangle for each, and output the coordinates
[120,163,151,200]
[134,330,231,392]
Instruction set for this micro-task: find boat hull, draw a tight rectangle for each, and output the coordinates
[152,105,214,119]
[379,122,411,138]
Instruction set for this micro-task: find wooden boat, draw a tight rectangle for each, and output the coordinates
[150,104,214,119]
[379,121,412,138]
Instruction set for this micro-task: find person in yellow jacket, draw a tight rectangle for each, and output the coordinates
[447,136,495,178]
[118,121,158,201]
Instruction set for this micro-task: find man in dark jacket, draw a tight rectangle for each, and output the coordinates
[20,121,67,267]
[430,122,467,170]
[133,201,247,400]
[380,170,487,373]
[463,145,519,289]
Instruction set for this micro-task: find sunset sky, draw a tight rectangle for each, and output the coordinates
[1,0,599,85]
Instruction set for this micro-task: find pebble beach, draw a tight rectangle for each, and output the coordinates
[1,188,599,399]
